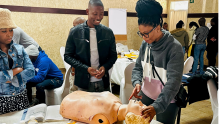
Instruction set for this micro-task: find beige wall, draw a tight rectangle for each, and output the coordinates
[0,0,168,68]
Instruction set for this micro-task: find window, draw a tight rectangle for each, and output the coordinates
[170,1,188,11]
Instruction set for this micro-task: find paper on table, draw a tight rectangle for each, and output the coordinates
[45,105,68,121]
[24,104,47,122]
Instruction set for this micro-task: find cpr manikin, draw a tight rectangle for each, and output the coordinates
[60,91,150,124]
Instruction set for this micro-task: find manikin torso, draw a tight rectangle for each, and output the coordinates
[60,91,148,124]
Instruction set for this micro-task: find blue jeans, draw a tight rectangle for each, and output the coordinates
[192,44,206,74]
[182,47,185,55]
[26,77,63,103]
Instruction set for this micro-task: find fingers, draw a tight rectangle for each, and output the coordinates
[129,92,135,100]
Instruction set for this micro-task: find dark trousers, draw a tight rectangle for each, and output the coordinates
[138,90,179,124]
[207,50,218,66]
[26,77,63,103]
[191,44,195,57]
[78,80,110,92]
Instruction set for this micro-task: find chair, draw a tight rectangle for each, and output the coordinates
[109,67,113,93]
[183,56,194,74]
[44,47,71,105]
[119,62,136,104]
[45,66,71,105]
[207,79,218,124]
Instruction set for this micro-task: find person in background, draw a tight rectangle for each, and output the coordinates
[69,17,86,93]
[0,8,35,114]
[73,17,86,27]
[170,20,189,55]
[26,45,63,105]
[12,27,43,51]
[162,22,168,31]
[192,17,209,74]
[129,0,184,123]
[64,0,117,92]
[206,17,218,66]
[188,21,199,57]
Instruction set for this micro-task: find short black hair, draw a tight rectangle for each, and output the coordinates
[211,17,218,25]
[176,20,184,28]
[135,0,163,27]
[89,0,104,7]
[189,21,199,29]
[163,22,167,25]
[198,17,206,26]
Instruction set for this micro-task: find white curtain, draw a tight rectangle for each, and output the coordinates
[169,10,188,31]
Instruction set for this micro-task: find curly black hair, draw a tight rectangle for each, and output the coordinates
[135,0,163,27]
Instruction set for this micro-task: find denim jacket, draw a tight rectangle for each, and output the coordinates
[0,41,35,96]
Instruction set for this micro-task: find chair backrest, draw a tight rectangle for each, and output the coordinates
[183,56,194,74]
[108,67,113,93]
[124,62,136,86]
[61,66,72,99]
[60,47,71,71]
[207,79,218,109]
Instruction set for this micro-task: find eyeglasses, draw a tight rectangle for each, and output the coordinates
[137,26,157,38]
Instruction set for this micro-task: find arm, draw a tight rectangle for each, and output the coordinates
[102,33,117,71]
[16,47,35,82]
[185,32,189,50]
[64,30,89,73]
[151,50,184,114]
[28,58,50,83]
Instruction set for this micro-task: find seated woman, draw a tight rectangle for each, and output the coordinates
[0,8,35,114]
[60,91,151,124]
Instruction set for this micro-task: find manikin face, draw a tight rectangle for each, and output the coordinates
[86,5,104,28]
[0,28,13,45]
[138,25,160,44]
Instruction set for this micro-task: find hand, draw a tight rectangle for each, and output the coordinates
[12,67,23,76]
[88,67,98,76]
[95,66,105,79]
[141,105,156,123]
[129,84,142,100]
[211,37,216,42]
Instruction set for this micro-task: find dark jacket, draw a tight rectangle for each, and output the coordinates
[170,28,189,49]
[207,26,218,51]
[64,21,117,89]
[28,51,63,83]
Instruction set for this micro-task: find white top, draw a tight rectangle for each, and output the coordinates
[89,28,102,82]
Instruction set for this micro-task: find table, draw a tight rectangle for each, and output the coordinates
[111,58,136,85]
[0,110,162,124]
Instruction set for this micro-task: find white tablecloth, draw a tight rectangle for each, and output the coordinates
[0,110,162,124]
[111,58,136,85]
